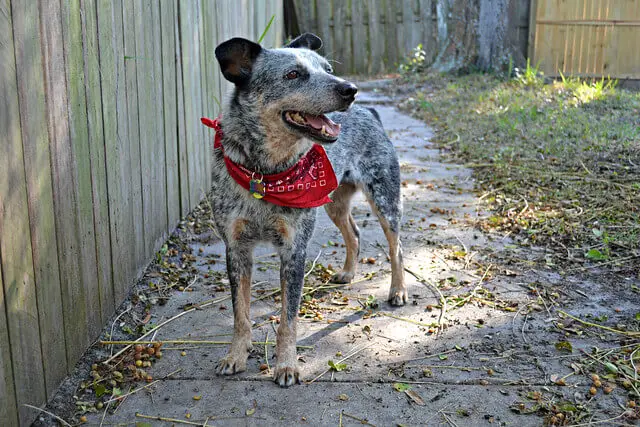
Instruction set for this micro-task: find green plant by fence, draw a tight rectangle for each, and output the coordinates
[0,1,282,425]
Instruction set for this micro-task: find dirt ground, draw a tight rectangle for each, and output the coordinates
[36,81,639,426]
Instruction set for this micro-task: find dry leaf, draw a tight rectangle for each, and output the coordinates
[405,390,426,406]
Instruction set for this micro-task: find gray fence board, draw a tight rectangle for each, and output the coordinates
[0,262,18,425]
[161,0,181,229]
[84,0,116,323]
[12,0,68,400]
[1,3,47,424]
[1,2,284,423]
[62,0,103,347]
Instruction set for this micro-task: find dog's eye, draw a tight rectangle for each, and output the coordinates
[285,70,299,80]
[326,67,333,74]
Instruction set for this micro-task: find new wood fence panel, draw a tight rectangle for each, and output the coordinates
[61,0,102,346]
[531,0,640,78]
[1,3,48,424]
[12,0,68,400]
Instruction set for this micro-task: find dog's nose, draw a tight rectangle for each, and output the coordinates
[336,82,358,99]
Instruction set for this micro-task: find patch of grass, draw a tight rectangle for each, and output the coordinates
[399,72,640,268]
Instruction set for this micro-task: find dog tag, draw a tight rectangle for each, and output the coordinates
[249,179,265,199]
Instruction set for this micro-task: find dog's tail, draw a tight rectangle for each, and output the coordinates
[367,107,382,124]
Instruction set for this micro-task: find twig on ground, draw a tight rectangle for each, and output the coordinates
[404,267,447,334]
[182,276,198,292]
[304,250,322,278]
[568,409,635,427]
[136,413,211,426]
[264,331,271,373]
[101,339,313,349]
[307,343,374,384]
[103,295,230,365]
[383,348,459,365]
[559,311,640,337]
[22,404,72,427]
[512,301,533,343]
[109,306,131,356]
[104,369,181,404]
[99,401,111,427]
[379,312,437,328]
[341,412,376,426]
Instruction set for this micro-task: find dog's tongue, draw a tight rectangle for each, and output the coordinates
[304,113,341,137]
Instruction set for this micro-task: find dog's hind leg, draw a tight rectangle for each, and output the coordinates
[364,178,407,306]
[325,183,360,284]
[216,244,253,375]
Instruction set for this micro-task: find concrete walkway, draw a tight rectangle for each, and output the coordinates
[73,83,586,427]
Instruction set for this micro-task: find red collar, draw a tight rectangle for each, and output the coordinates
[201,116,338,208]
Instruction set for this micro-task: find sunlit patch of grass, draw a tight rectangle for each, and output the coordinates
[397,72,640,268]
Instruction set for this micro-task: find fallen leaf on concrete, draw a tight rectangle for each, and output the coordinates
[405,390,425,406]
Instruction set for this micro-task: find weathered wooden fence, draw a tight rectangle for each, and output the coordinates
[0,1,282,425]
[292,0,532,75]
[530,0,640,79]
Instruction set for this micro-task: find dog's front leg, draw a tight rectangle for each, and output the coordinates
[273,244,306,387]
[216,245,253,375]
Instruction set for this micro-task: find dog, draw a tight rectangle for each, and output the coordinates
[205,33,406,387]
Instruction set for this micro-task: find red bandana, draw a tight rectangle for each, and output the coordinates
[201,116,338,208]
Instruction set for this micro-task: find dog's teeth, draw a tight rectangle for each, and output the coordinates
[321,125,327,136]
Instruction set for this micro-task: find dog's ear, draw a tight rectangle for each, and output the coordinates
[286,33,322,51]
[215,38,262,85]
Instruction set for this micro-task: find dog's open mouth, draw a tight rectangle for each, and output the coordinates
[283,111,341,142]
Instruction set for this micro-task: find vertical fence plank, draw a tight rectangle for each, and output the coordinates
[98,0,135,302]
[0,263,18,425]
[180,0,204,208]
[12,0,68,399]
[175,3,190,216]
[44,0,84,371]
[122,0,146,275]
[351,0,366,74]
[316,0,333,59]
[160,0,180,230]
[1,3,47,423]
[369,0,384,74]
[198,0,210,196]
[384,0,399,70]
[150,0,169,247]
[83,0,115,323]
[61,0,103,345]
[420,0,436,63]
[332,0,350,74]
[134,0,154,260]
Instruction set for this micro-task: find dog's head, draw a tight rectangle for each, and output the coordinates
[215,33,357,145]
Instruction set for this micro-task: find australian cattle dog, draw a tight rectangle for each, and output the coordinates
[203,33,406,387]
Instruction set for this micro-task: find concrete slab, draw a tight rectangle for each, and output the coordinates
[39,84,639,427]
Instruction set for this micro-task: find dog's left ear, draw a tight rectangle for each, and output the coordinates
[286,33,322,51]
[215,37,262,85]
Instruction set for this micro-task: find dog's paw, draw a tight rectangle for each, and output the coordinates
[273,363,301,387]
[215,354,247,376]
[388,287,408,306]
[330,270,354,284]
